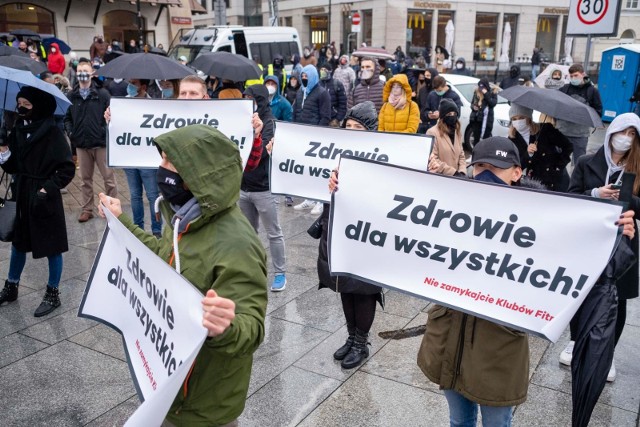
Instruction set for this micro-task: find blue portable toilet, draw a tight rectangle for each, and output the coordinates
[599,44,640,122]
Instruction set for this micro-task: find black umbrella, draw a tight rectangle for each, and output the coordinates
[42,37,72,54]
[0,55,47,74]
[0,45,29,57]
[500,85,603,128]
[9,29,40,40]
[571,236,636,427]
[95,52,195,80]
[191,51,261,81]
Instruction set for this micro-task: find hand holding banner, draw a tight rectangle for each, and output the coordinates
[270,122,433,203]
[78,207,207,425]
[329,157,623,342]
[108,98,254,169]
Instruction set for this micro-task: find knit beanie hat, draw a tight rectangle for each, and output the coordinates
[438,98,459,118]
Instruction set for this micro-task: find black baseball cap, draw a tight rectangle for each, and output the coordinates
[471,137,521,169]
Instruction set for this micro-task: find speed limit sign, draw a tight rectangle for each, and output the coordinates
[567,0,621,35]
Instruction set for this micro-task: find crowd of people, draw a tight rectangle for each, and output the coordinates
[0,34,639,426]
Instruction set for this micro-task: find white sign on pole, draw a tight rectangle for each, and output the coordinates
[78,208,208,425]
[567,0,622,36]
[612,54,626,70]
[352,12,361,33]
[270,121,433,203]
[329,157,623,342]
[108,98,254,169]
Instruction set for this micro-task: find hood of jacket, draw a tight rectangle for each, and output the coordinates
[50,42,62,55]
[301,64,319,94]
[382,73,412,102]
[154,125,242,225]
[341,101,378,130]
[455,57,467,68]
[603,112,640,172]
[244,83,272,117]
[339,54,350,68]
[264,74,282,101]
[510,64,521,76]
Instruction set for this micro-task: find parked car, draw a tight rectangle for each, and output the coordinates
[441,73,511,148]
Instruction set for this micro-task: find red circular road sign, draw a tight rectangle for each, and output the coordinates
[352,12,361,26]
[576,0,609,25]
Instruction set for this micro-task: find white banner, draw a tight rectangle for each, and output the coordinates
[108,98,254,169]
[270,122,433,203]
[78,208,207,426]
[329,157,623,342]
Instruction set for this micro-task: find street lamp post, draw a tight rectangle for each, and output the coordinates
[328,0,331,45]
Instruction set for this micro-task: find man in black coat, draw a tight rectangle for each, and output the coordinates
[425,75,463,128]
[64,59,117,223]
[318,62,347,127]
[500,64,521,90]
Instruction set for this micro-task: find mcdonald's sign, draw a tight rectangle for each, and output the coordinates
[408,13,426,29]
[537,17,551,33]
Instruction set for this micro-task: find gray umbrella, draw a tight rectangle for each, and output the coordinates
[191,52,261,81]
[0,55,47,75]
[95,52,194,80]
[500,85,603,128]
[0,45,29,57]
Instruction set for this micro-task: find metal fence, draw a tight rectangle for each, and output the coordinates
[468,61,602,85]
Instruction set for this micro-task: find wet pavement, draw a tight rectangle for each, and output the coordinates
[1,128,639,426]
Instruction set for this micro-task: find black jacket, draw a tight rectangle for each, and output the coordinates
[319,77,347,122]
[425,88,463,128]
[500,64,521,90]
[64,82,111,149]
[451,57,472,76]
[2,118,75,258]
[417,68,439,125]
[292,85,331,126]
[241,84,274,192]
[470,79,498,137]
[569,146,639,299]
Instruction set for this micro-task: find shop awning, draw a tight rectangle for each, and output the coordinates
[188,0,207,14]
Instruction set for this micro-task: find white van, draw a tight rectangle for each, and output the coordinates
[168,26,302,71]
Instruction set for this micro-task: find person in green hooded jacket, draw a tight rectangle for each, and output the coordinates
[99,124,267,427]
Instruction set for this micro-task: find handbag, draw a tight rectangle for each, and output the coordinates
[0,171,16,242]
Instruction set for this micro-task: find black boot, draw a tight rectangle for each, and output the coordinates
[0,280,19,305]
[341,328,370,369]
[333,326,356,361]
[34,286,61,317]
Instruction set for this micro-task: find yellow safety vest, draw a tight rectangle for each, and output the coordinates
[245,64,264,87]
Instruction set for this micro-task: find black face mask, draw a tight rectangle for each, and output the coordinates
[443,115,458,128]
[17,106,32,118]
[510,69,518,78]
[301,78,308,87]
[157,166,194,206]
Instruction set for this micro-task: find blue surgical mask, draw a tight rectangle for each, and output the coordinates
[474,169,508,185]
[435,90,445,96]
[570,78,582,86]
[127,83,139,97]
[162,88,174,98]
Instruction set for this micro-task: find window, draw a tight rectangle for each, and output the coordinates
[249,41,300,67]
[474,13,499,61]
[310,15,328,48]
[407,10,433,57]
[363,10,372,48]
[503,14,518,62]
[436,11,455,51]
[534,16,559,61]
[0,3,55,35]
[625,0,639,9]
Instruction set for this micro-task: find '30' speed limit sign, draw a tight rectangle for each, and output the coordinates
[567,0,621,36]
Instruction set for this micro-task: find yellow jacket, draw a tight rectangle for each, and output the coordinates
[378,74,420,133]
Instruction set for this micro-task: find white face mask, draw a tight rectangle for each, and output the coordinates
[456,63,463,69]
[267,85,276,95]
[361,69,373,80]
[611,133,633,153]
[512,119,529,134]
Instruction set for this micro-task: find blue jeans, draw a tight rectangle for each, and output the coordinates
[8,246,63,288]
[124,168,162,235]
[444,390,513,427]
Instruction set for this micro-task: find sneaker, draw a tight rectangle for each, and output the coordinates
[294,199,315,210]
[310,202,323,215]
[285,196,293,206]
[271,274,286,292]
[559,340,574,366]
[607,360,616,382]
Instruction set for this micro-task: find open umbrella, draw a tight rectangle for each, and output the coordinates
[571,235,636,427]
[0,45,29,58]
[499,23,511,64]
[42,37,72,54]
[95,52,195,80]
[9,29,40,40]
[0,55,47,75]
[351,47,395,61]
[0,65,71,116]
[534,64,570,88]
[500,85,603,127]
[191,51,261,81]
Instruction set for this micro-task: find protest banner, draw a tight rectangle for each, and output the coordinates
[329,157,624,342]
[270,122,433,203]
[108,98,254,169]
[78,207,207,426]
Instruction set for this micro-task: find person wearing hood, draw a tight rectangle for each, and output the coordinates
[333,55,356,101]
[557,63,603,164]
[291,53,303,76]
[300,46,317,67]
[292,65,332,215]
[500,64,521,90]
[47,43,65,75]
[265,75,292,121]
[451,57,472,76]
[469,77,498,143]
[241,84,288,292]
[427,98,466,176]
[561,112,640,381]
[319,62,347,126]
[284,72,301,106]
[508,103,572,191]
[0,87,75,317]
[425,75,463,129]
[352,57,385,112]
[323,101,384,370]
[98,124,268,427]
[265,54,287,95]
[417,68,439,133]
[378,74,419,133]
[543,67,565,90]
